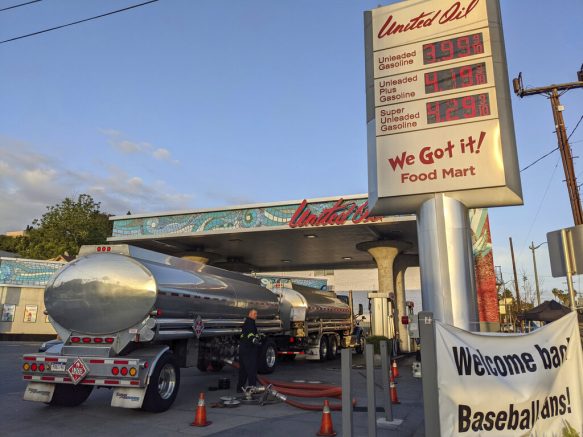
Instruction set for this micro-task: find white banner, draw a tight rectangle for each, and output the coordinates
[436,312,583,436]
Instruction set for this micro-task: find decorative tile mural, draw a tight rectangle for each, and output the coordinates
[0,258,64,287]
[111,198,374,238]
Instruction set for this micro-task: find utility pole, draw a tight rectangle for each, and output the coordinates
[529,241,547,306]
[513,66,583,225]
[509,237,521,314]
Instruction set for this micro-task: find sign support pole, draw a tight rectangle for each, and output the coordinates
[560,229,578,311]
[365,343,377,437]
[341,348,353,437]
[418,311,440,436]
[377,341,403,429]
[417,194,480,331]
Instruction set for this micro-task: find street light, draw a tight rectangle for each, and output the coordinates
[529,241,547,306]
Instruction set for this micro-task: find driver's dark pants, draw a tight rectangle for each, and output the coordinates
[238,343,257,389]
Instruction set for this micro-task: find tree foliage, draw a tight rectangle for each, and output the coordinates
[0,235,23,255]
[11,194,112,259]
[551,288,571,307]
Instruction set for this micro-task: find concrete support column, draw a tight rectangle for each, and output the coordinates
[393,254,419,353]
[357,240,411,337]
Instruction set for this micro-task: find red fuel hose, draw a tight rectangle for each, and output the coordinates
[259,377,340,391]
[284,398,357,411]
[226,360,356,410]
[261,385,341,399]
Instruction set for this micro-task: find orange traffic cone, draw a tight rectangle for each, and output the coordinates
[390,370,397,385]
[191,392,212,427]
[316,400,337,436]
[390,382,400,405]
[392,360,400,378]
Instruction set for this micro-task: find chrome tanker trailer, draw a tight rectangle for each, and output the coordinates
[22,245,359,412]
[257,276,364,361]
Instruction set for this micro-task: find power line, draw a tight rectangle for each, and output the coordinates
[520,114,583,172]
[0,0,41,13]
[516,116,583,261]
[517,156,560,263]
[0,0,159,45]
[520,147,558,172]
[567,114,583,141]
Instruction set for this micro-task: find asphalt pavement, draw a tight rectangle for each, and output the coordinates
[0,342,426,436]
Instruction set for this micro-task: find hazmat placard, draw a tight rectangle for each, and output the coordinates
[435,312,583,436]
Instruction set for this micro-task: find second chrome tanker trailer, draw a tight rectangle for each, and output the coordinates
[22,244,363,412]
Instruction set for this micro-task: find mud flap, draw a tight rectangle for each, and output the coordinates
[111,387,146,408]
[23,382,55,403]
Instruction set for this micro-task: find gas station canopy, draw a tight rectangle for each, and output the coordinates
[108,194,418,271]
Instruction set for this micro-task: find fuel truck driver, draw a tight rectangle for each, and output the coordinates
[237,308,261,392]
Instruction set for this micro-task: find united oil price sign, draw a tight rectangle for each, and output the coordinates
[364,0,523,214]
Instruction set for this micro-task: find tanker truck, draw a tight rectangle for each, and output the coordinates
[22,244,362,412]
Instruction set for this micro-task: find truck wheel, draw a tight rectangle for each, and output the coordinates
[257,339,277,374]
[327,336,338,360]
[142,353,180,413]
[319,336,329,362]
[49,384,93,407]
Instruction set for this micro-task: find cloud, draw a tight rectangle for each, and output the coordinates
[102,130,179,163]
[0,136,193,233]
[116,140,142,154]
[153,148,171,160]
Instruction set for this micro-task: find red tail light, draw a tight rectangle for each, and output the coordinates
[97,246,101,252]
[120,367,128,376]
[105,338,115,344]
[71,337,80,343]
[289,337,295,343]
[31,363,38,371]
[39,364,45,372]
[93,338,103,343]
[82,337,91,343]
[111,367,119,375]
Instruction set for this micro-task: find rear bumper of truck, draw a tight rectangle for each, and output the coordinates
[22,346,169,408]
[22,354,147,388]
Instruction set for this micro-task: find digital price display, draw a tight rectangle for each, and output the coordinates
[423,33,484,65]
[426,93,490,124]
[424,62,487,94]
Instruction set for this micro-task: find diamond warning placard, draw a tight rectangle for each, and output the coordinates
[67,358,89,385]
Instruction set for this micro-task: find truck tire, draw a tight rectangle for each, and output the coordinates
[49,384,93,407]
[257,339,277,374]
[327,335,338,360]
[319,336,329,362]
[142,353,180,413]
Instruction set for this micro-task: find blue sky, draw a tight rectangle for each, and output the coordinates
[1,0,582,298]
